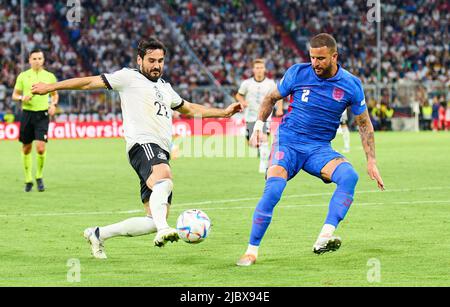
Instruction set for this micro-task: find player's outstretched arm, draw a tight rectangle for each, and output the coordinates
[31,76,107,95]
[354,109,385,190]
[177,100,243,118]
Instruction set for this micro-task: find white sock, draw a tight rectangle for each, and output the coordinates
[259,142,269,169]
[99,216,157,241]
[318,224,336,239]
[342,126,350,150]
[150,179,173,231]
[245,244,259,257]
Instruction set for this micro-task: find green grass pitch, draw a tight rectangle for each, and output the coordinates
[0,132,449,286]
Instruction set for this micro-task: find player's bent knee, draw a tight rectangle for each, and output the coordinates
[266,165,288,179]
[340,166,359,187]
[146,164,172,188]
[332,162,359,188]
[345,168,359,187]
[152,178,173,194]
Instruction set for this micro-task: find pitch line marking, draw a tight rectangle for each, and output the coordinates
[0,187,450,218]
[1,199,449,218]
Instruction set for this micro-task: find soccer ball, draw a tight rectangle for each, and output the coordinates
[176,209,211,244]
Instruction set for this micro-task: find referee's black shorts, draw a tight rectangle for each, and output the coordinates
[19,110,49,144]
[128,143,173,204]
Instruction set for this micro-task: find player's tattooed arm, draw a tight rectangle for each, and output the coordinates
[354,109,385,190]
[258,88,284,121]
[354,109,376,161]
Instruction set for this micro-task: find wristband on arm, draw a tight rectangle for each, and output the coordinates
[254,120,265,132]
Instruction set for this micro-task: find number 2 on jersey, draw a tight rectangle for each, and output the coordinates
[301,89,310,102]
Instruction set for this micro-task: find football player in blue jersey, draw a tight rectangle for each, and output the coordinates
[237,33,385,266]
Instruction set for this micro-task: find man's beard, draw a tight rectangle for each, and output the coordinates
[142,68,162,82]
[314,64,333,79]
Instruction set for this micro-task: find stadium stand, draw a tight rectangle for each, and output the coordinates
[165,0,303,84]
[265,0,449,85]
[0,0,85,115]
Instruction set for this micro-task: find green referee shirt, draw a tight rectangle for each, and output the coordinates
[14,68,57,111]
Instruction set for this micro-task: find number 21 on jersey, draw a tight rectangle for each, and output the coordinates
[154,101,169,118]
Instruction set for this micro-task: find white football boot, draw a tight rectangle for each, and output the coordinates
[154,227,179,247]
[83,227,107,259]
[312,235,342,255]
[236,254,257,266]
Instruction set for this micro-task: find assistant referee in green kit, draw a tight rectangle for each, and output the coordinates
[12,49,59,192]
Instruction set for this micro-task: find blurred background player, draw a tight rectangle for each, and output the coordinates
[235,59,283,173]
[237,33,385,266]
[438,97,447,131]
[12,49,58,192]
[32,38,242,259]
[431,95,446,132]
[340,109,351,153]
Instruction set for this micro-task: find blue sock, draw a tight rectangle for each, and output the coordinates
[249,177,287,246]
[324,163,359,227]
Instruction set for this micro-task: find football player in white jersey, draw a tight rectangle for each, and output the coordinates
[235,59,283,173]
[339,109,350,153]
[32,38,242,259]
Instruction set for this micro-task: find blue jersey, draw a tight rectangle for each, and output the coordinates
[277,63,367,144]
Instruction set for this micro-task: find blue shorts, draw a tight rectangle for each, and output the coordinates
[268,138,344,182]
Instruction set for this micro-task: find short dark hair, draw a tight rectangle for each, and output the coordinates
[137,38,167,59]
[29,49,44,58]
[310,33,337,52]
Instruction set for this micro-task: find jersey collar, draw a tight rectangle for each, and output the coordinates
[312,64,343,82]
[253,77,266,83]
[27,68,45,74]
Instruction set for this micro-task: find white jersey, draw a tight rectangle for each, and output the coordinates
[102,68,183,153]
[238,77,277,122]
